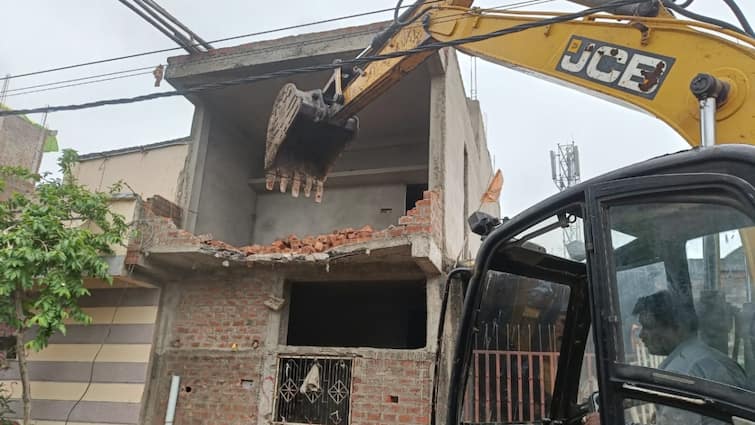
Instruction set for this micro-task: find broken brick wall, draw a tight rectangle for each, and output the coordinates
[126,195,199,264]
[200,189,443,258]
[128,189,443,267]
[143,194,183,228]
[397,190,442,247]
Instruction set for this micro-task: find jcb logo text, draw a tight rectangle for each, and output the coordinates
[556,36,675,100]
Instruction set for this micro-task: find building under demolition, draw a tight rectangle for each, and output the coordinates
[1,22,498,425]
[2,18,752,425]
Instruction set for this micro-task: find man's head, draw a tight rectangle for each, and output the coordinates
[527,282,554,309]
[632,290,698,355]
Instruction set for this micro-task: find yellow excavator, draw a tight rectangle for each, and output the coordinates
[265,0,755,424]
[264,0,754,198]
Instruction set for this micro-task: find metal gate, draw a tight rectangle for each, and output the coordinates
[464,350,561,423]
[274,356,353,425]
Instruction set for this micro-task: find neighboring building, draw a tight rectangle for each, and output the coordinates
[2,22,499,425]
[0,106,56,199]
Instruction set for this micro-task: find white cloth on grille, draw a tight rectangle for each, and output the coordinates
[300,363,321,394]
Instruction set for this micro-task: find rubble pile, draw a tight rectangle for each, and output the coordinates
[246,225,377,255]
[199,190,439,257]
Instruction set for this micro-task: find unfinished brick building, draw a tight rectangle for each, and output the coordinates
[1,22,497,425]
[0,106,56,200]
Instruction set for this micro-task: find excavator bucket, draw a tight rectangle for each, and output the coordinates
[265,83,358,203]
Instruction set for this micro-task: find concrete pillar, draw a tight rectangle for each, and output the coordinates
[181,103,211,233]
[426,275,444,353]
[258,272,287,425]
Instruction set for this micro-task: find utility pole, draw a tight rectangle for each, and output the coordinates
[550,141,584,260]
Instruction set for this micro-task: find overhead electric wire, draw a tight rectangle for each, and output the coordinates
[5,70,155,98]
[4,66,156,94]
[157,0,556,72]
[0,0,651,118]
[4,0,553,99]
[4,3,440,82]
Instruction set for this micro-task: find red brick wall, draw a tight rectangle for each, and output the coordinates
[170,279,272,350]
[392,190,443,246]
[158,352,262,425]
[126,196,198,265]
[143,195,183,228]
[149,278,273,425]
[351,357,434,425]
[151,278,435,425]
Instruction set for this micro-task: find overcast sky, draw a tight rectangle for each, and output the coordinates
[1,0,753,219]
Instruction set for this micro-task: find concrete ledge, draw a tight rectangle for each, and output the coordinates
[142,233,442,275]
[410,234,443,276]
[275,345,435,361]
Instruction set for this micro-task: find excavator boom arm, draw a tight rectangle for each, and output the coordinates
[336,3,755,146]
[334,1,755,284]
[264,1,754,198]
[426,6,755,146]
[264,0,755,283]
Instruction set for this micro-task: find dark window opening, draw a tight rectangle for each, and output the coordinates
[406,184,428,212]
[0,336,17,361]
[286,281,427,349]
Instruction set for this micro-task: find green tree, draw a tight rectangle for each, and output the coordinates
[0,382,15,425]
[0,150,128,425]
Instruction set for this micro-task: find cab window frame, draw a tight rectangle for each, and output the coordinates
[587,172,755,424]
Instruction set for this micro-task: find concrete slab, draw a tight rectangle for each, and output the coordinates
[143,233,442,275]
[166,22,389,84]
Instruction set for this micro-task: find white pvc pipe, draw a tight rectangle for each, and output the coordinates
[165,375,181,425]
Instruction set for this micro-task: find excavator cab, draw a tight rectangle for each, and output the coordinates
[446,145,755,425]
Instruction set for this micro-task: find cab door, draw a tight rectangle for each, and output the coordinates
[447,199,595,425]
[587,172,755,425]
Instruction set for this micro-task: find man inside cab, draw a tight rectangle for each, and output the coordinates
[585,290,746,425]
[632,290,746,389]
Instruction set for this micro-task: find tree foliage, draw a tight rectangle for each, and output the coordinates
[0,149,128,423]
[0,382,14,425]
